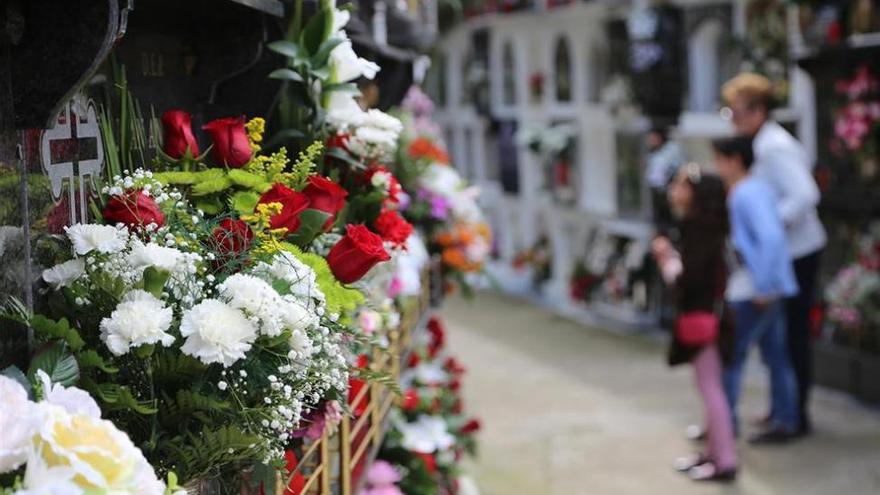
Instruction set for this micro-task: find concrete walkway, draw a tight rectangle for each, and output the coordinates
[441,292,880,495]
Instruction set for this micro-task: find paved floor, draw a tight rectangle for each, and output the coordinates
[441,292,880,495]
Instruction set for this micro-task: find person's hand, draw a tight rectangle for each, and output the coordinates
[651,236,673,262]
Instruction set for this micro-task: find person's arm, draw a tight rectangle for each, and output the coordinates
[732,186,789,299]
[760,143,820,227]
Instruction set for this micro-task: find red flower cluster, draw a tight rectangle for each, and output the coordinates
[373,209,413,247]
[364,166,403,205]
[212,218,253,258]
[160,110,252,167]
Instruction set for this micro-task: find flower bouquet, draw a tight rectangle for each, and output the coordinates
[832,65,880,181]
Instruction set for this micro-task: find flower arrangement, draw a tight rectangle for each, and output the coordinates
[832,65,880,180]
[373,316,481,495]
[825,222,880,352]
[2,1,485,493]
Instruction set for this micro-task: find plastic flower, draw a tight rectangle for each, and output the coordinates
[41,259,85,290]
[99,290,175,356]
[65,224,127,255]
[0,376,39,473]
[180,299,258,367]
[29,406,165,494]
[36,370,101,419]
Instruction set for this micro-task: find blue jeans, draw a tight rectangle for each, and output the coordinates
[723,300,800,432]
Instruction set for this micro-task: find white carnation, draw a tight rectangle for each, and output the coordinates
[127,240,183,273]
[180,299,257,367]
[218,274,285,337]
[325,92,366,130]
[398,415,455,454]
[99,290,174,356]
[280,296,318,332]
[361,109,403,133]
[41,259,85,290]
[64,224,127,255]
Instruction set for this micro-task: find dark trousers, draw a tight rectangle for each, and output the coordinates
[785,249,822,430]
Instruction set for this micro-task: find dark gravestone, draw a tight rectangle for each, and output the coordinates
[106,0,285,138]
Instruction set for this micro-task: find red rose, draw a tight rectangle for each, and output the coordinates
[202,116,252,168]
[212,218,253,257]
[326,224,391,284]
[161,109,199,159]
[461,418,481,434]
[102,190,164,230]
[374,209,413,247]
[303,175,348,230]
[444,356,466,376]
[402,389,420,411]
[407,352,421,369]
[256,183,310,234]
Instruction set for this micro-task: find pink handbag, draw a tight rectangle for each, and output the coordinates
[675,311,719,346]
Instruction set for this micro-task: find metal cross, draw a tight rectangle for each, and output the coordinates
[40,95,104,225]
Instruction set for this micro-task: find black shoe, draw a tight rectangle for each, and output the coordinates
[748,428,797,445]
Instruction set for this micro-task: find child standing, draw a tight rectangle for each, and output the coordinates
[712,136,801,443]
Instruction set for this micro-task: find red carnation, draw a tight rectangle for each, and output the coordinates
[256,183,310,234]
[102,190,164,230]
[302,175,348,230]
[326,224,391,284]
[416,452,437,475]
[364,166,402,205]
[202,116,252,168]
[373,209,413,247]
[444,356,467,376]
[212,218,253,257]
[161,109,200,159]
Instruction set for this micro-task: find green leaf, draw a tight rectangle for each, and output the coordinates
[286,209,332,247]
[268,68,305,83]
[85,380,157,414]
[300,7,332,56]
[28,342,79,387]
[325,147,365,170]
[264,129,307,149]
[231,191,261,216]
[76,350,119,374]
[267,40,306,63]
[311,37,345,68]
[228,169,271,192]
[29,315,84,351]
[142,267,170,297]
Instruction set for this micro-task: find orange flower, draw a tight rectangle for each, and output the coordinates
[408,137,450,164]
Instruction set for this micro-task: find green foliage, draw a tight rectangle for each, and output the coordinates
[286,209,331,247]
[82,379,158,414]
[159,390,231,427]
[27,342,79,387]
[163,426,265,481]
[352,368,402,396]
[152,353,208,385]
[76,349,119,374]
[142,267,171,298]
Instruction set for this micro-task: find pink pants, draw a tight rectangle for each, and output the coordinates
[693,344,738,470]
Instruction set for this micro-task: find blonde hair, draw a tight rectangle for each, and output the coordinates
[721,73,774,109]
